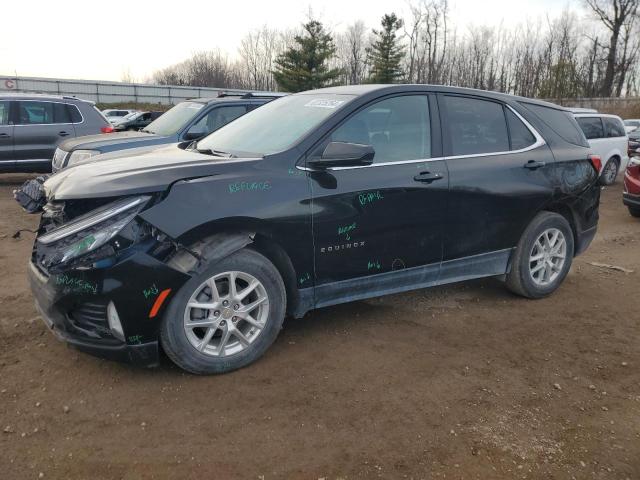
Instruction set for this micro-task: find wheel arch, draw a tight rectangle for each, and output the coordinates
[170,217,302,318]
[540,204,578,254]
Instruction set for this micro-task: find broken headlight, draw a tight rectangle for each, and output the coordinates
[37,196,151,267]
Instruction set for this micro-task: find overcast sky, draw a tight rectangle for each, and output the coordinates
[2,0,579,82]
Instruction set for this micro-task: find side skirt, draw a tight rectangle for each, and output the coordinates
[294,248,514,317]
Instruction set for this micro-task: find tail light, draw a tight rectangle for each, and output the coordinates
[589,154,602,173]
[100,126,114,134]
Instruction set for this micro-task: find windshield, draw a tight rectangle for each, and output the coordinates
[143,101,205,135]
[196,94,355,156]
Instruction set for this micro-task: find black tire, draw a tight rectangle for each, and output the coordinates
[160,248,286,374]
[629,207,640,218]
[599,157,619,186]
[506,212,574,299]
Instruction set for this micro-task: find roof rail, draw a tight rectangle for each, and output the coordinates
[217,91,287,99]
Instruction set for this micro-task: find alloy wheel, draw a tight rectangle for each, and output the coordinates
[183,271,269,357]
[603,160,618,184]
[528,228,567,287]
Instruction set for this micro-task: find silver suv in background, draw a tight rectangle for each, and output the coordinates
[0,93,112,173]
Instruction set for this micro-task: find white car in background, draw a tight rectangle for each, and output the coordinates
[102,109,138,125]
[574,113,629,185]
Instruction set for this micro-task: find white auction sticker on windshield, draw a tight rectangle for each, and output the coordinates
[304,99,345,109]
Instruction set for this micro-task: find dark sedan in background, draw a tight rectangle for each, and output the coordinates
[113,111,164,131]
[52,92,285,171]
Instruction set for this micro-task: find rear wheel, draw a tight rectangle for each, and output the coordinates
[506,212,574,299]
[629,207,640,218]
[161,249,286,374]
[599,157,619,185]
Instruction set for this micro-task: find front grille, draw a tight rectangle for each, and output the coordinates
[52,148,68,172]
[67,302,117,342]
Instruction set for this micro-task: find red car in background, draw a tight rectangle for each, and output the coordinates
[623,156,640,217]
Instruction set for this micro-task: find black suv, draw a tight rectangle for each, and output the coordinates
[51,92,285,171]
[27,85,600,374]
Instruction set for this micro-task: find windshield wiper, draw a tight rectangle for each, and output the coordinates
[140,128,154,134]
[196,148,237,158]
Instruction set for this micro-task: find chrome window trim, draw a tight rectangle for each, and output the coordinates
[297,104,546,172]
[10,100,85,126]
[0,159,49,164]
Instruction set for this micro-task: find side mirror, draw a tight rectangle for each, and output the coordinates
[184,130,204,141]
[307,142,375,169]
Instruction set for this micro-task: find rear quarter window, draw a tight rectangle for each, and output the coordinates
[603,117,625,137]
[523,103,588,147]
[67,104,83,123]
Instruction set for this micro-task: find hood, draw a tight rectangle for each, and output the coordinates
[45,144,256,201]
[58,131,165,152]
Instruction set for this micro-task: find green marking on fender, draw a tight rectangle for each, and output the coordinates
[228,181,272,194]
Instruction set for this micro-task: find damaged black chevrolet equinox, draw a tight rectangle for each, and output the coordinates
[27,85,600,374]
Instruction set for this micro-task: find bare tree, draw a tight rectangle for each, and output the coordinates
[335,21,369,84]
[584,0,639,96]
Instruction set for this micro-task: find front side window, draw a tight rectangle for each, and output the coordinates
[328,95,431,163]
[576,117,604,139]
[0,101,9,125]
[197,94,356,157]
[143,101,204,135]
[189,105,247,137]
[604,117,625,137]
[444,96,509,155]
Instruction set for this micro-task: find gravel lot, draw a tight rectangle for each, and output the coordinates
[1,173,639,480]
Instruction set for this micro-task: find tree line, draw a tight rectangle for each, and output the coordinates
[150,0,640,99]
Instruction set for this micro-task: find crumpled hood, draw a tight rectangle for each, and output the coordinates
[58,131,164,151]
[45,144,254,201]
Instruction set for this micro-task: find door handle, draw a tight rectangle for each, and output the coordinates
[524,160,546,170]
[414,171,443,183]
[58,131,70,137]
[0,133,10,138]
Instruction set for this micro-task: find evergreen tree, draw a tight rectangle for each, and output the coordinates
[368,13,405,83]
[273,21,342,92]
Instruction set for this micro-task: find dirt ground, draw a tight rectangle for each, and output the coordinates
[0,173,639,480]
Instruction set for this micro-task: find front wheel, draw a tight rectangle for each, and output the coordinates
[629,207,640,218]
[161,249,286,374]
[599,158,619,185]
[506,212,574,299]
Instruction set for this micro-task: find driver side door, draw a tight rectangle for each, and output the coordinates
[307,93,448,306]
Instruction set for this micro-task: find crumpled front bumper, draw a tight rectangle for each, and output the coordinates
[28,251,191,367]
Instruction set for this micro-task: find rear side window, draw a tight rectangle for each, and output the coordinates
[603,117,625,137]
[17,101,72,125]
[524,103,587,146]
[506,109,536,149]
[443,95,509,155]
[0,101,9,125]
[576,117,604,139]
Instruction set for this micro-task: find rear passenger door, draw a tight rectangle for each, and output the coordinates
[0,101,13,167]
[13,101,74,164]
[439,94,554,267]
